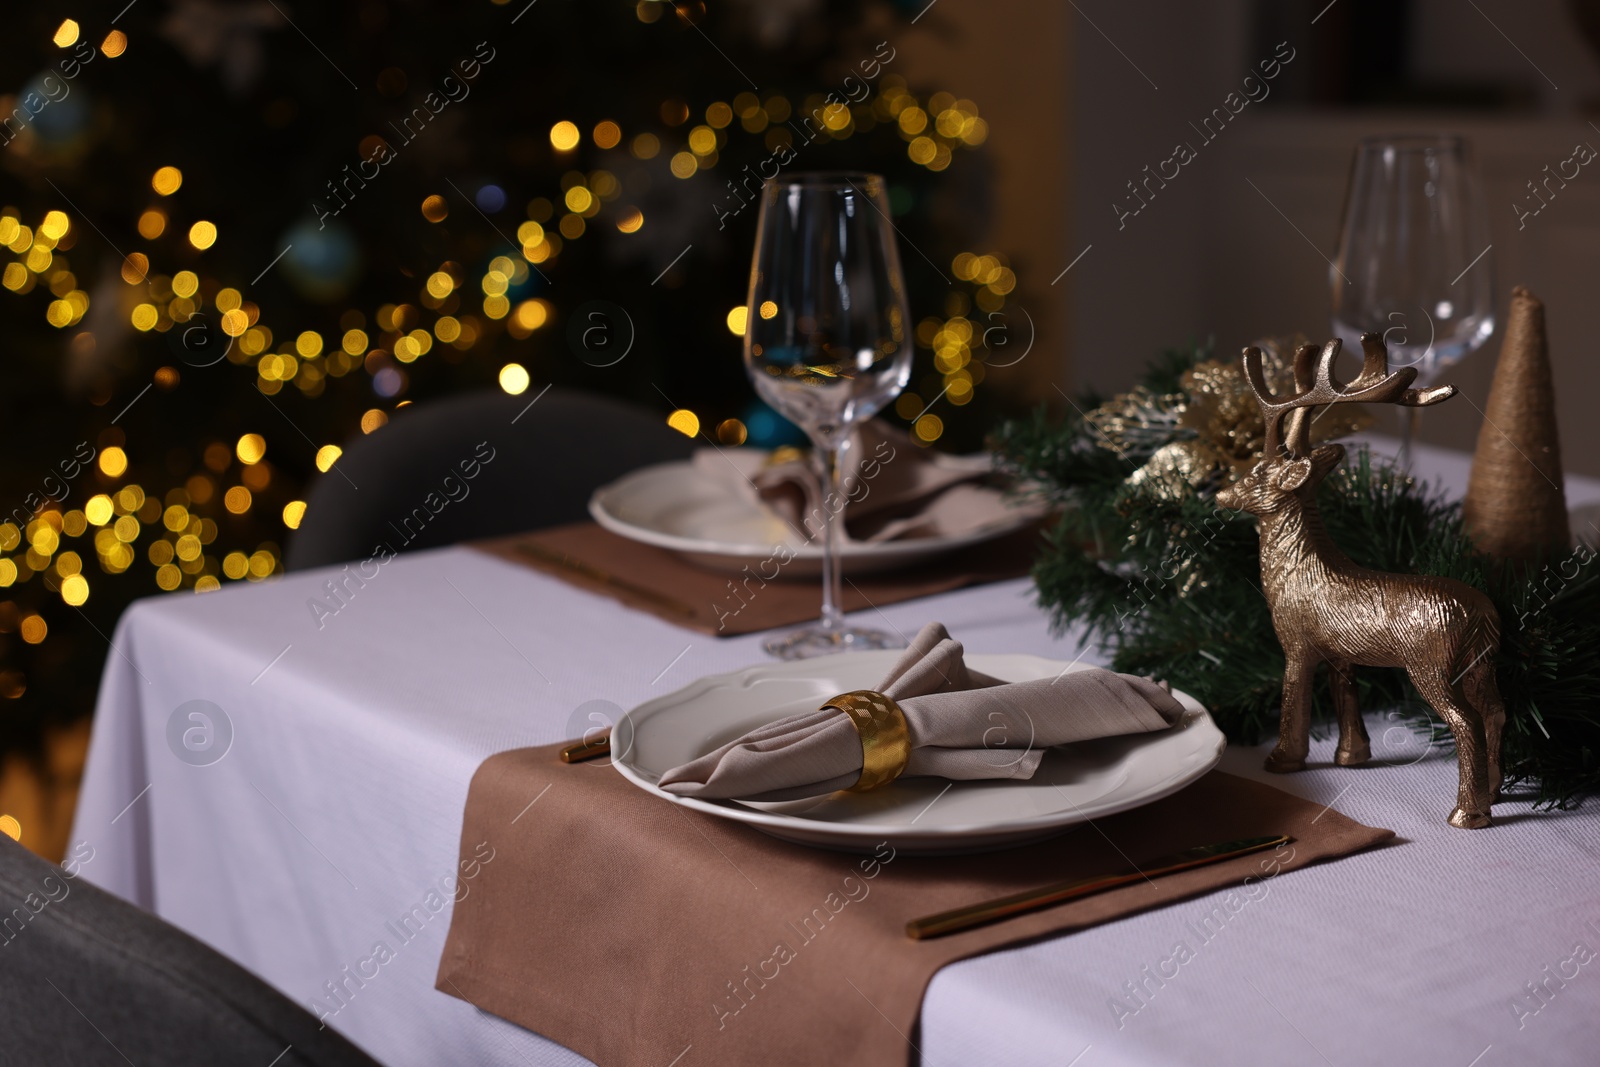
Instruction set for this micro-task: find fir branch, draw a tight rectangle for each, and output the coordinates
[997,394,1600,809]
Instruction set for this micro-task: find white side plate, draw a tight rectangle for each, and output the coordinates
[589,460,1042,577]
[611,651,1226,854]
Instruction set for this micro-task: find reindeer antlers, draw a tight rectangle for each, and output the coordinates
[1243,334,1456,459]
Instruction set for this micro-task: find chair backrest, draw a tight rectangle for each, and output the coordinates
[286,387,693,571]
[0,837,383,1066]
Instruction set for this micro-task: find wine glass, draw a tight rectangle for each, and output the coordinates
[1331,135,1495,466]
[744,172,912,660]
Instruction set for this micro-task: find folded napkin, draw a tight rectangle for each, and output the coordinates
[658,623,1185,802]
[694,420,1025,543]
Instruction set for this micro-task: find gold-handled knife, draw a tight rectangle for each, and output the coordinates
[905,833,1292,941]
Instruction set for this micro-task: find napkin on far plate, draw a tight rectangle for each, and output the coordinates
[658,623,1185,802]
[693,420,1029,543]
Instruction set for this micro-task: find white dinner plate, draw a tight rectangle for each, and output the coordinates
[610,651,1226,854]
[588,459,1044,577]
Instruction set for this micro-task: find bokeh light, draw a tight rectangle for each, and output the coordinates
[60,574,89,606]
[550,121,580,151]
[498,363,530,395]
[152,166,183,196]
[236,434,266,465]
[667,409,700,437]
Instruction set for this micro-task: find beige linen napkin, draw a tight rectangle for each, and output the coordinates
[658,622,1185,802]
[694,420,1029,542]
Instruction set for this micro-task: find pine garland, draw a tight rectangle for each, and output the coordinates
[994,344,1600,808]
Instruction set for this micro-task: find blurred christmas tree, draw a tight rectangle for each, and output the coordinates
[0,0,1022,759]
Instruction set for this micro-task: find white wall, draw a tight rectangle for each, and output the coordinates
[1410,0,1600,113]
[1068,0,1253,396]
[1066,0,1600,475]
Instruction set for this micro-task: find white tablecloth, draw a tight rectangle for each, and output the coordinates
[73,439,1600,1067]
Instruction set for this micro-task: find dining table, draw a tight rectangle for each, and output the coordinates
[71,436,1600,1067]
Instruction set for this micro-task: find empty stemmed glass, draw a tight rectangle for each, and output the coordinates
[743,172,912,660]
[1331,135,1495,466]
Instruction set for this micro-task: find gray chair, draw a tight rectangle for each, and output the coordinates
[287,388,694,571]
[0,837,383,1066]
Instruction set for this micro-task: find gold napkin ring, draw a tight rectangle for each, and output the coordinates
[822,690,911,792]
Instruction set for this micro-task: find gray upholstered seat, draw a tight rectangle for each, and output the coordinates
[286,387,693,571]
[0,837,383,1066]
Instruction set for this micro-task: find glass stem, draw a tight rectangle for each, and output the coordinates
[816,442,845,632]
[1398,406,1419,470]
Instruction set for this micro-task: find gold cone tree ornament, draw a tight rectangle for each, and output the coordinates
[1462,286,1571,566]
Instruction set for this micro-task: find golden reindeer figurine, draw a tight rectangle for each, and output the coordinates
[1215,335,1506,829]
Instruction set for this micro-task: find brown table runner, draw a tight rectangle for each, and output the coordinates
[470,521,1040,636]
[436,745,1393,1067]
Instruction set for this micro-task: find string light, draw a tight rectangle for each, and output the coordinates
[0,74,1003,639]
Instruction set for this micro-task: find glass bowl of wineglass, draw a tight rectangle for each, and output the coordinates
[1331,135,1495,465]
[743,172,912,660]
